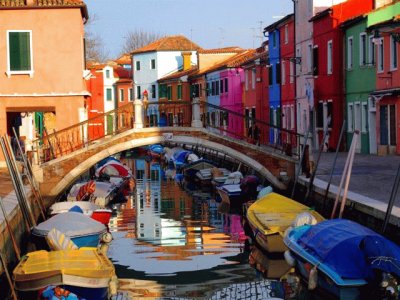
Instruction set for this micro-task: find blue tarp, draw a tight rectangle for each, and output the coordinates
[149,144,164,154]
[96,157,120,168]
[298,219,400,280]
[173,150,191,163]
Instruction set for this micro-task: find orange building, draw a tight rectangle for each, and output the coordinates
[0,0,89,163]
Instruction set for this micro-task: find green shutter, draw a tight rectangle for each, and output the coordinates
[9,32,31,71]
[177,85,182,100]
[106,88,112,101]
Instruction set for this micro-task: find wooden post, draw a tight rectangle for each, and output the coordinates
[0,197,21,260]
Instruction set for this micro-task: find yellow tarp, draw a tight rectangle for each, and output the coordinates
[13,247,115,281]
[247,192,324,236]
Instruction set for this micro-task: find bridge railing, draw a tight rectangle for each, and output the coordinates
[200,101,302,158]
[32,102,135,164]
[143,100,192,128]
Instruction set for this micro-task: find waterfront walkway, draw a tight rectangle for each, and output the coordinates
[298,152,400,223]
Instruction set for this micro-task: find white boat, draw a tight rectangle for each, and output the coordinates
[49,201,100,217]
[67,179,124,207]
[196,167,230,186]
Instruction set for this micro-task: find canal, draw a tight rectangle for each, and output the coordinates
[106,157,287,299]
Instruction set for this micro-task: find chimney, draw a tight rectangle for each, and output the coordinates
[182,51,192,71]
[26,0,35,5]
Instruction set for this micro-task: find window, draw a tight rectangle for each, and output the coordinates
[151,59,156,69]
[347,37,353,70]
[151,84,156,99]
[362,102,368,133]
[282,61,286,85]
[211,81,215,95]
[159,84,167,98]
[272,32,276,48]
[312,47,319,76]
[290,61,294,83]
[348,103,354,132]
[224,78,228,93]
[136,85,141,99]
[177,85,182,100]
[220,79,224,93]
[119,89,124,102]
[317,101,323,128]
[276,62,281,84]
[377,38,384,72]
[129,88,133,101]
[216,80,220,95]
[268,66,273,85]
[7,30,33,76]
[105,69,111,78]
[296,47,302,74]
[106,88,112,101]
[290,105,295,130]
[284,25,289,44]
[307,44,313,73]
[327,40,333,75]
[368,35,375,65]
[390,35,398,70]
[167,85,172,100]
[136,61,141,71]
[360,33,367,66]
[245,70,249,91]
[252,68,256,89]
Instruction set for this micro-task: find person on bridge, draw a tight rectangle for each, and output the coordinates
[248,123,260,146]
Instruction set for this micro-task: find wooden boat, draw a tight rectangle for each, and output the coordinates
[13,248,116,300]
[195,167,230,187]
[49,202,112,226]
[246,192,324,253]
[249,245,292,279]
[284,219,400,299]
[67,179,124,207]
[216,175,261,213]
[32,212,107,249]
[182,159,217,179]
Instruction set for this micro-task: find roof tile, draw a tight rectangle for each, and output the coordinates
[131,35,202,55]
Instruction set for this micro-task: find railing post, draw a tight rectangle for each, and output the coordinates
[134,99,144,129]
[191,97,202,128]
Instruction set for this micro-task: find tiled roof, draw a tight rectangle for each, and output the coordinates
[115,53,131,65]
[0,0,89,20]
[113,66,131,79]
[241,50,267,67]
[116,78,132,84]
[198,47,244,54]
[131,35,202,55]
[158,66,198,82]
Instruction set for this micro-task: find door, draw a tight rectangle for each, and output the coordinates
[369,111,377,154]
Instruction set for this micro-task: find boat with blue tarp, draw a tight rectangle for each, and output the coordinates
[284,219,400,299]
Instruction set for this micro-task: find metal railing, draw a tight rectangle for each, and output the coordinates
[33,102,135,164]
[200,101,303,158]
[32,99,302,164]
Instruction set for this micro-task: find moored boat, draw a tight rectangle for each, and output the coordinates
[196,167,230,187]
[32,212,107,249]
[182,159,217,179]
[246,192,324,253]
[147,144,164,159]
[283,219,400,299]
[13,248,116,300]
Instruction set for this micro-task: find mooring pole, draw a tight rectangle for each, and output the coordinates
[382,164,400,234]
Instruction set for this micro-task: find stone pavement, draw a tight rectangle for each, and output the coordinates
[298,152,400,224]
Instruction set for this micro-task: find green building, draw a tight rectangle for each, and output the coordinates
[342,16,377,154]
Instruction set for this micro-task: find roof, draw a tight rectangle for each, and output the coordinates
[116,78,132,84]
[0,0,89,21]
[309,8,332,23]
[198,47,244,54]
[191,49,256,77]
[241,50,268,67]
[158,66,198,82]
[340,15,366,29]
[263,13,294,33]
[113,66,131,79]
[131,35,202,55]
[115,53,131,66]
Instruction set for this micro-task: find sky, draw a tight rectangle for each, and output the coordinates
[84,0,293,59]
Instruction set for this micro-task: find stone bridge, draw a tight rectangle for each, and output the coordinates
[34,126,297,198]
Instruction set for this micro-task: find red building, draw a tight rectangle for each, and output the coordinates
[278,14,296,146]
[85,64,106,139]
[241,46,269,144]
[115,67,133,108]
[310,0,373,150]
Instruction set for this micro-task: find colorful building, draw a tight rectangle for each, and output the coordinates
[310,0,373,151]
[342,15,377,154]
[367,1,400,155]
[0,0,89,162]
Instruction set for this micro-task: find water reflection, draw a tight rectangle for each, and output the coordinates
[107,158,261,298]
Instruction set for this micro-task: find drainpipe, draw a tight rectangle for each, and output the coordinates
[292,0,298,148]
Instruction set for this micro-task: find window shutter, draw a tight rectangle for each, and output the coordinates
[9,32,31,71]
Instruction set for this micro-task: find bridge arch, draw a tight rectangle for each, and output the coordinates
[48,133,287,197]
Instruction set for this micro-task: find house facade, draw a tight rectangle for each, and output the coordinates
[342,16,377,154]
[0,0,89,160]
[311,0,373,151]
[367,1,400,155]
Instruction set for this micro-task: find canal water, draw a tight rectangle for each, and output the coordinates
[106,157,288,299]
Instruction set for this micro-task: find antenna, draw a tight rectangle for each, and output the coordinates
[258,21,263,46]
[218,27,225,48]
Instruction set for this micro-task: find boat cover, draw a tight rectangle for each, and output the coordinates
[298,219,400,279]
[32,212,106,238]
[149,144,164,154]
[173,150,191,163]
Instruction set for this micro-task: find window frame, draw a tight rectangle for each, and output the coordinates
[377,38,384,73]
[7,30,34,77]
[347,36,354,70]
[106,88,113,101]
[136,85,141,99]
[390,35,398,71]
[129,88,133,101]
[151,59,156,69]
[136,61,141,71]
[368,35,375,66]
[327,40,333,75]
[119,88,124,102]
[359,33,367,67]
